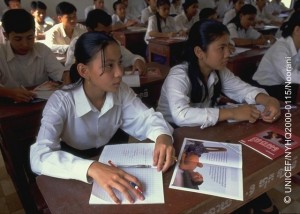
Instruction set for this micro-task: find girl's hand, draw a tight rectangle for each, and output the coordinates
[153,134,175,172]
[87,162,144,204]
[260,97,281,123]
[231,104,261,123]
[132,59,147,76]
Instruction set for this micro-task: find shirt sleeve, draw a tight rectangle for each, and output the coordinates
[247,27,261,40]
[30,92,94,183]
[221,68,268,103]
[227,23,239,39]
[141,8,149,24]
[45,27,69,54]
[65,37,77,70]
[120,46,145,68]
[119,83,173,142]
[159,65,220,128]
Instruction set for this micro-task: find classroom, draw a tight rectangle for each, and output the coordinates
[0,0,300,213]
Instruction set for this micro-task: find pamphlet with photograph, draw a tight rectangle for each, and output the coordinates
[239,127,300,160]
[169,138,243,201]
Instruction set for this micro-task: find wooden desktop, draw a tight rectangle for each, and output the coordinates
[36,107,300,213]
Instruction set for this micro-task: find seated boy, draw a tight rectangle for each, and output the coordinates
[45,1,86,54]
[111,0,138,29]
[84,0,105,19]
[65,9,146,75]
[2,0,21,14]
[30,1,53,40]
[0,9,68,103]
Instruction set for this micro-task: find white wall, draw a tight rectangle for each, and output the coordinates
[0,1,91,20]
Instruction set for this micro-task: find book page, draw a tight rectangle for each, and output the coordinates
[33,81,62,100]
[169,138,243,200]
[89,143,164,204]
[122,71,140,87]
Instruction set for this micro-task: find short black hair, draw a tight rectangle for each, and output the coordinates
[31,1,47,10]
[1,9,35,34]
[56,1,76,16]
[113,0,123,11]
[199,8,216,20]
[4,0,21,7]
[86,9,112,30]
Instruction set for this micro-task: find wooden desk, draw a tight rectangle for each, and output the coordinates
[0,100,47,213]
[148,38,186,66]
[36,107,300,214]
[112,27,147,58]
[227,47,268,83]
[133,62,169,108]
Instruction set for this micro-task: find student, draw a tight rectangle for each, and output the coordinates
[0,9,67,103]
[157,19,280,129]
[170,0,182,16]
[223,0,244,25]
[125,0,147,20]
[227,4,276,46]
[253,11,300,104]
[45,2,87,54]
[265,0,291,16]
[65,9,147,75]
[30,31,175,204]
[216,0,233,18]
[30,1,53,40]
[2,0,21,14]
[141,0,157,25]
[255,0,283,26]
[84,0,105,19]
[199,7,218,20]
[144,0,183,43]
[174,0,199,34]
[111,0,137,28]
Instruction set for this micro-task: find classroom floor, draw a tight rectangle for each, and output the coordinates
[0,151,300,214]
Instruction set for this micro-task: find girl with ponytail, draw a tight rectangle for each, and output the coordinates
[253,11,300,104]
[30,31,175,204]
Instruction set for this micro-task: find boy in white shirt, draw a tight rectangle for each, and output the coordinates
[175,0,199,34]
[0,9,67,103]
[65,9,146,75]
[45,2,87,54]
[141,0,157,24]
[84,0,105,19]
[111,0,137,28]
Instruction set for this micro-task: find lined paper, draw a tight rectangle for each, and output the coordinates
[89,143,164,204]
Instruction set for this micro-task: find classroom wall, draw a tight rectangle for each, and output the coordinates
[0,0,91,20]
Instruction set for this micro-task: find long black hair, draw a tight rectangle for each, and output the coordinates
[182,19,229,104]
[155,0,170,32]
[281,11,300,38]
[69,31,118,84]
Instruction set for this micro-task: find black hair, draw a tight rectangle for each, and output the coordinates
[182,0,198,12]
[155,0,171,32]
[31,1,47,10]
[229,4,257,29]
[281,11,300,38]
[4,0,20,7]
[85,9,112,30]
[1,9,35,34]
[113,0,123,11]
[70,31,118,84]
[293,0,300,11]
[199,8,216,20]
[183,20,229,104]
[56,1,76,16]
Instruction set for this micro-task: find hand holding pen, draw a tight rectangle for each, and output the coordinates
[87,160,144,204]
[12,85,36,103]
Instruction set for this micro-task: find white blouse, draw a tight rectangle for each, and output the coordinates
[30,83,173,183]
[157,63,267,128]
[253,36,300,85]
[227,23,261,40]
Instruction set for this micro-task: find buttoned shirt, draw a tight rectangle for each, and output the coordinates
[144,15,178,43]
[30,83,173,183]
[0,42,64,87]
[141,6,156,24]
[157,63,267,128]
[253,36,300,85]
[175,12,199,32]
[227,23,261,40]
[64,36,145,70]
[45,23,87,54]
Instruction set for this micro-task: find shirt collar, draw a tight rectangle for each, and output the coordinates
[73,84,121,117]
[6,42,42,63]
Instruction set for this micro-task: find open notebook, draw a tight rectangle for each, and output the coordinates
[89,143,164,204]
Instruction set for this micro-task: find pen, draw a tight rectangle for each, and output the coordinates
[108,160,144,194]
